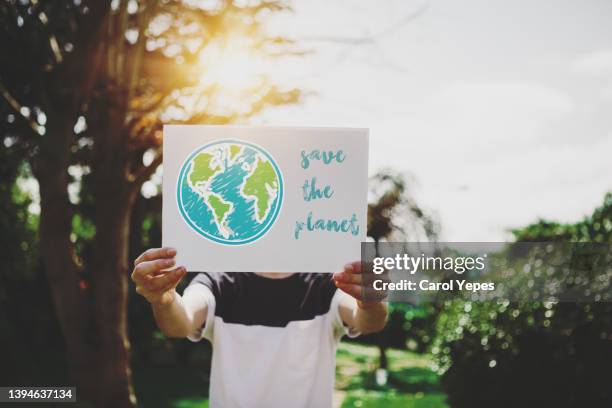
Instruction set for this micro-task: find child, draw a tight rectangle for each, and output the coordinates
[131,247,387,407]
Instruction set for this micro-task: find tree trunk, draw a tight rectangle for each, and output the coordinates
[35,120,137,406]
[35,123,101,401]
[87,149,138,407]
[31,6,137,404]
[372,238,388,370]
[378,333,388,370]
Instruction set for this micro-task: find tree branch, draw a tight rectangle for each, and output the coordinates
[299,4,427,45]
[36,10,64,64]
[127,0,158,107]
[131,151,163,186]
[0,81,42,136]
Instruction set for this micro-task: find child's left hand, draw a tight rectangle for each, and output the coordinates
[333,261,384,309]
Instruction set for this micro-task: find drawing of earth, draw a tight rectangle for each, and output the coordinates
[177,139,283,245]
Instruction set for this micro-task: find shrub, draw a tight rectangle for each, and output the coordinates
[430,193,612,408]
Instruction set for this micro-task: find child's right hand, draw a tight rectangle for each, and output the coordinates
[131,247,187,307]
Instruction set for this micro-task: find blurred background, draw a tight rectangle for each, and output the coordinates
[0,0,610,407]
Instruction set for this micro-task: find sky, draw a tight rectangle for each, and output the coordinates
[254,0,612,241]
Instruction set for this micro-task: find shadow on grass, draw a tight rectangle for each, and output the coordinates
[389,367,443,394]
[342,366,443,394]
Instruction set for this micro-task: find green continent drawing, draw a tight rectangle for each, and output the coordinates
[229,145,242,161]
[189,152,220,185]
[208,193,232,225]
[206,192,233,237]
[242,158,278,222]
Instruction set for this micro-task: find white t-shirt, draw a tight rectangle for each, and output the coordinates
[183,272,357,408]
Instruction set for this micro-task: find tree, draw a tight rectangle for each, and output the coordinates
[0,1,300,406]
[367,169,438,378]
[430,193,612,408]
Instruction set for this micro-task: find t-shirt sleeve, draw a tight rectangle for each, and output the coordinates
[183,273,217,342]
[330,289,361,341]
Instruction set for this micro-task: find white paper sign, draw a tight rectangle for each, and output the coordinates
[162,125,369,273]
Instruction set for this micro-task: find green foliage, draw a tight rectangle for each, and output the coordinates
[430,193,612,408]
[0,156,38,279]
[366,303,436,352]
[0,146,65,385]
[173,399,210,408]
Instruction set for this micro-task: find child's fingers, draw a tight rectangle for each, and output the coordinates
[335,282,363,300]
[135,269,186,305]
[148,266,186,290]
[336,280,387,303]
[343,261,362,274]
[134,247,176,266]
[156,272,187,295]
[132,258,175,283]
[333,271,362,285]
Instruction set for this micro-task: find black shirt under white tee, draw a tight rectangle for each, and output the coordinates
[183,272,357,408]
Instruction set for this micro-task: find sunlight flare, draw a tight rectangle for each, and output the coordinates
[198,37,264,92]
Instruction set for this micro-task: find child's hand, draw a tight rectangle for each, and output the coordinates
[131,247,187,307]
[333,261,383,309]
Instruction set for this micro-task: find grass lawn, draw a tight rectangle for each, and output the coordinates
[134,342,447,407]
[336,342,448,408]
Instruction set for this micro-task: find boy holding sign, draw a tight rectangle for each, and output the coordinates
[133,126,385,407]
[131,251,387,407]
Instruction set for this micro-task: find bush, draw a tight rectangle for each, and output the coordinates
[430,193,612,408]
